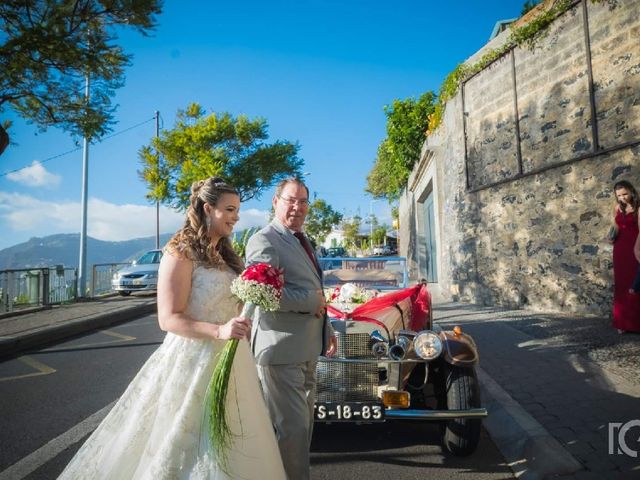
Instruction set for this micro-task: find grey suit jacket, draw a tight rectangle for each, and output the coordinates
[245,218,331,365]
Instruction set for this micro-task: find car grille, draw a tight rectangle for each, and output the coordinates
[123,273,145,279]
[316,333,379,403]
[335,332,373,359]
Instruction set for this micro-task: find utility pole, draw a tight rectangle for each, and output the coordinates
[77,73,90,298]
[155,110,160,249]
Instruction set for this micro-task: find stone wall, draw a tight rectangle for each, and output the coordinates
[400,0,640,315]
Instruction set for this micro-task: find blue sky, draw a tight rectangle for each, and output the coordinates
[0,0,522,251]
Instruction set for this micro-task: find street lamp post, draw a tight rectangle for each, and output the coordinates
[155,110,160,249]
[77,73,90,298]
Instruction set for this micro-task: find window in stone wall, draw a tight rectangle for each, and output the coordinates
[419,189,438,283]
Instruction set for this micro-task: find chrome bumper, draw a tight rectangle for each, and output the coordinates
[385,408,488,419]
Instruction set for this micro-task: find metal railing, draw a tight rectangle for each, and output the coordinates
[0,266,77,314]
[1,256,406,314]
[91,263,131,297]
[48,266,78,304]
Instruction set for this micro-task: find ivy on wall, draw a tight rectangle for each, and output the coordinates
[427,0,609,135]
[366,0,612,203]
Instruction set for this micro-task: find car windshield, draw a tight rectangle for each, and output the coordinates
[137,251,162,265]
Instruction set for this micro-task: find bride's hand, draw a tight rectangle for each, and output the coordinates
[217,316,252,340]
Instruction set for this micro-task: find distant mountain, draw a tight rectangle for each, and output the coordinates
[0,233,174,270]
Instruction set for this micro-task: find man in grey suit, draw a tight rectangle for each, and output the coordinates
[245,177,337,480]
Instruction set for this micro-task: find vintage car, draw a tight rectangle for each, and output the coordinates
[315,258,487,456]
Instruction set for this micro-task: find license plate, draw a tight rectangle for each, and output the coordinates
[314,402,385,422]
[133,279,143,285]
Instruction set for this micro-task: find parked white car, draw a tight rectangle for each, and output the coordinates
[112,249,162,296]
[373,245,394,256]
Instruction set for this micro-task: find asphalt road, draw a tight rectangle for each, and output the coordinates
[0,314,514,480]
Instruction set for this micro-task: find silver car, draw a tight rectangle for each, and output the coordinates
[111,249,162,296]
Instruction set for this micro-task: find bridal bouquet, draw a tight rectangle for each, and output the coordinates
[206,262,284,470]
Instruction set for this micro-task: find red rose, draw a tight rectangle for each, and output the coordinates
[241,263,284,296]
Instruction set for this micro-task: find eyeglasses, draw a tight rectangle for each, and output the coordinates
[278,195,309,207]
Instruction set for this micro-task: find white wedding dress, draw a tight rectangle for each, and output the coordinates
[59,265,286,480]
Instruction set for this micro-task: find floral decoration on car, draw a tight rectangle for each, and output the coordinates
[325,283,378,309]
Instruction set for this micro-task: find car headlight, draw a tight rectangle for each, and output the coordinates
[112,273,121,280]
[145,272,158,279]
[413,331,443,360]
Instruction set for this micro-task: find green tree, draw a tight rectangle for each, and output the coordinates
[342,215,361,250]
[304,199,343,245]
[0,0,162,153]
[139,103,304,208]
[231,227,258,258]
[366,92,436,201]
[366,141,405,201]
[372,225,387,246]
[391,205,399,223]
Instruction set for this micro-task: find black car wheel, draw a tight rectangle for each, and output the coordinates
[441,364,481,456]
[118,290,131,296]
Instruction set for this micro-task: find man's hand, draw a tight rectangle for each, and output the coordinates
[315,289,326,318]
[325,335,338,357]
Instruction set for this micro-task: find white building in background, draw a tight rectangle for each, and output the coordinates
[323,227,346,249]
[322,226,398,250]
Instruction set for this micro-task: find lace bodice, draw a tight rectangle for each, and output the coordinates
[185,265,239,325]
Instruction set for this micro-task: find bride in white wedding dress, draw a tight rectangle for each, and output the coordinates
[59,178,286,480]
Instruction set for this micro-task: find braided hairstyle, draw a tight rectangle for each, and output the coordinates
[166,177,244,274]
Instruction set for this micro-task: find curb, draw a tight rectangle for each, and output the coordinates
[0,306,50,321]
[0,301,157,360]
[477,366,584,479]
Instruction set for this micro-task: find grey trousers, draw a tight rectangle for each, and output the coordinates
[256,361,317,480]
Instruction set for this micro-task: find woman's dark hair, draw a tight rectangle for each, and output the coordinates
[166,177,244,273]
[613,180,640,214]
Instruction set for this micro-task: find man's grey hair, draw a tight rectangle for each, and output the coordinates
[274,177,310,199]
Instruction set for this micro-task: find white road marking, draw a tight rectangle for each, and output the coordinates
[41,329,136,351]
[0,401,115,480]
[99,329,136,341]
[0,356,56,382]
[0,330,137,382]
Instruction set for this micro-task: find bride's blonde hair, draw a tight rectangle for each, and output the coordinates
[166,177,244,274]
